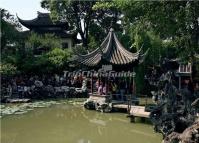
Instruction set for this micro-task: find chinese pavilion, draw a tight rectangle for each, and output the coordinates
[75,28,149,110]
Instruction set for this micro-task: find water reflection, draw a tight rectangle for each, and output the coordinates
[78,139,91,143]
[89,118,107,126]
[1,104,162,143]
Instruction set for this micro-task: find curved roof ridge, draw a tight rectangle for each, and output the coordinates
[77,31,111,58]
[113,33,140,58]
[37,11,50,16]
[77,28,148,66]
[17,15,38,25]
[17,12,68,29]
[102,30,113,59]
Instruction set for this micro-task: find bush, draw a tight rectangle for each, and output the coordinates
[47,48,72,67]
[0,63,17,75]
[19,48,73,74]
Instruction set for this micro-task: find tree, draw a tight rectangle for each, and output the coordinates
[1,8,22,53]
[132,29,164,94]
[115,0,199,61]
[28,32,62,53]
[20,48,72,74]
[0,63,17,75]
[18,32,72,73]
[47,48,72,68]
[92,1,122,33]
[41,0,97,49]
[41,0,123,50]
[114,0,199,93]
[1,9,24,75]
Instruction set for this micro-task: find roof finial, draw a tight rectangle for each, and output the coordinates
[110,27,114,32]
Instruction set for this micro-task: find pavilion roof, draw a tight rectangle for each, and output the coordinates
[17,12,69,29]
[77,28,149,66]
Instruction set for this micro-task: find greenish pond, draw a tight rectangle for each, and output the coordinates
[1,103,162,143]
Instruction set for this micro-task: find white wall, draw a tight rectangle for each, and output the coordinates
[62,38,73,49]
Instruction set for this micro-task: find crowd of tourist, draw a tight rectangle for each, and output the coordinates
[94,78,135,101]
[1,72,198,106]
[1,73,137,102]
[1,74,88,102]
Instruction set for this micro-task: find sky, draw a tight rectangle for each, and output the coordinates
[0,0,49,30]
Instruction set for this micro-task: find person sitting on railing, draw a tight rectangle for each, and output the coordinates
[95,79,99,89]
[81,78,87,92]
[98,83,103,95]
[75,77,87,93]
[102,84,107,95]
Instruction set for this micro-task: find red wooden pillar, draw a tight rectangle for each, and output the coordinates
[91,76,93,94]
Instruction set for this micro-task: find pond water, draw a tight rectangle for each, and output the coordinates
[1,102,162,143]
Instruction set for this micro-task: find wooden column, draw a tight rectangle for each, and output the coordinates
[132,71,136,95]
[91,76,93,94]
[130,70,136,114]
[127,74,133,114]
[106,74,108,95]
[179,76,181,90]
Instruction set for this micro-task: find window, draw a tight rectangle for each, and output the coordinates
[62,42,69,49]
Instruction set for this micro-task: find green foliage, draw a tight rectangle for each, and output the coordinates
[89,23,106,45]
[93,1,118,10]
[47,48,72,67]
[41,0,97,48]
[20,55,46,73]
[135,64,145,94]
[10,32,66,74]
[112,0,199,93]
[92,0,122,32]
[19,47,72,74]
[2,31,72,75]
[28,32,62,50]
[2,1,198,92]
[41,0,122,49]
[115,31,132,50]
[1,8,23,54]
[1,9,25,75]
[1,47,72,75]
[115,0,199,60]
[88,35,99,51]
[0,63,17,75]
[73,44,88,55]
[133,30,163,93]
